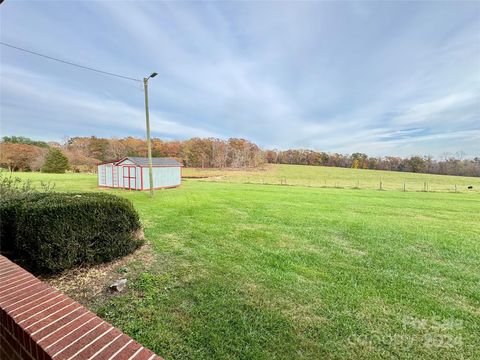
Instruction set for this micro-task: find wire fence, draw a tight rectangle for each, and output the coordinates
[194,176,479,193]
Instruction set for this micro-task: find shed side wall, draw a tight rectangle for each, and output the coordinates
[141,167,181,189]
[105,164,113,187]
[97,164,106,186]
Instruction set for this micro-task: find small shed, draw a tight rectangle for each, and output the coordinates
[97,157,182,190]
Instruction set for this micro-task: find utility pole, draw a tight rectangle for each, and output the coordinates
[143,72,158,197]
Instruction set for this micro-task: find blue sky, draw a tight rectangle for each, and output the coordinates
[1,1,479,157]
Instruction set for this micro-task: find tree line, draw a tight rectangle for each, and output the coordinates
[0,136,265,172]
[0,136,479,177]
[264,149,480,177]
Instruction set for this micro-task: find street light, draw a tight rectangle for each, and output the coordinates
[143,72,157,197]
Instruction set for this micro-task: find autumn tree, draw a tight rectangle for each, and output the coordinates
[408,156,426,173]
[88,137,109,161]
[0,143,45,171]
[107,138,128,160]
[2,136,49,148]
[121,137,147,157]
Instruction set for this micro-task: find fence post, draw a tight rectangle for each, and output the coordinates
[403,181,406,192]
[379,179,382,190]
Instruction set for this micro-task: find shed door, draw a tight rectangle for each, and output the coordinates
[123,166,136,190]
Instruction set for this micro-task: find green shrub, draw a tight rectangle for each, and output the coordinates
[11,193,143,273]
[0,192,48,252]
[0,172,51,252]
[41,148,69,173]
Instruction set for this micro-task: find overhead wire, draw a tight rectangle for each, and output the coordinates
[0,41,142,82]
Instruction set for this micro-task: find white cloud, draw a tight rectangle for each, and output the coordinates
[1,65,219,139]
[391,92,479,127]
[1,1,479,157]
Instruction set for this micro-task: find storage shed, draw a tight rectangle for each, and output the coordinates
[97,157,182,190]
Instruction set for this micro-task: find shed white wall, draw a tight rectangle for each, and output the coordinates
[98,163,117,187]
[99,161,181,190]
[141,167,181,189]
[98,164,106,186]
[105,164,113,187]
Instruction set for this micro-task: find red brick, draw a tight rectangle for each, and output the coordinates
[0,283,48,308]
[69,327,122,359]
[8,316,16,334]
[32,306,88,341]
[1,334,18,358]
[13,322,23,344]
[50,320,111,358]
[1,283,50,310]
[0,275,35,291]
[22,330,31,353]
[13,293,65,323]
[0,277,38,296]
[110,340,143,360]
[28,336,37,357]
[36,343,46,360]
[89,333,132,359]
[1,348,17,360]
[26,306,83,339]
[0,273,34,292]
[45,316,103,356]
[8,290,59,317]
[0,268,26,282]
[21,298,76,329]
[0,256,162,360]
[0,263,16,272]
[131,347,159,360]
[1,326,21,355]
[20,346,34,360]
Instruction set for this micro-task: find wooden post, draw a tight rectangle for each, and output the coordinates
[143,77,154,197]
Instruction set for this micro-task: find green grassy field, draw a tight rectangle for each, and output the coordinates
[11,169,480,359]
[183,164,480,192]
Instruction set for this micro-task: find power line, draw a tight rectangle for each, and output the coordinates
[0,41,142,82]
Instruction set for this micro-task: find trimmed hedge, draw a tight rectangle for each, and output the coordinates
[1,192,143,274]
[0,192,48,252]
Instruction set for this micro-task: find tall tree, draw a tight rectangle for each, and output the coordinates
[41,148,69,173]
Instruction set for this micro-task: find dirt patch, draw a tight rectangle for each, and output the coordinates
[40,242,155,307]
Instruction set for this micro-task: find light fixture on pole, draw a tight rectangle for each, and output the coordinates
[143,72,157,197]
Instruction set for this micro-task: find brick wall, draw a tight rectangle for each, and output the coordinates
[0,255,163,360]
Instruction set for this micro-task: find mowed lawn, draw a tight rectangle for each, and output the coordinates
[13,170,480,359]
[184,164,480,192]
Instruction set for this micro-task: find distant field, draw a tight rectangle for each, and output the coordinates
[10,171,480,359]
[183,164,480,192]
